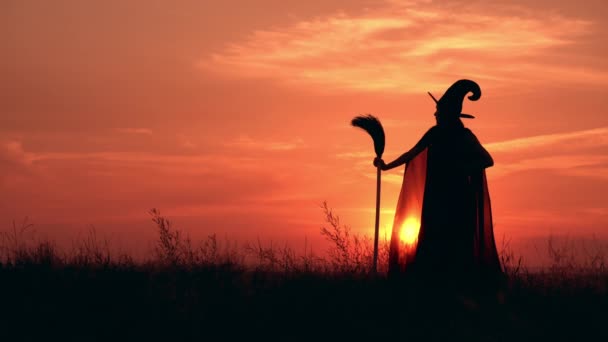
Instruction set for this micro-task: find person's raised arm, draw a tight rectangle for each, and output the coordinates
[374,127,435,171]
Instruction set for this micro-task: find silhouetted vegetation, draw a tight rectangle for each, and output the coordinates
[0,205,606,341]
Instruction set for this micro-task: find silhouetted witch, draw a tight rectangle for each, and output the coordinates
[374,79,502,279]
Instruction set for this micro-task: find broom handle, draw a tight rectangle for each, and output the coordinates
[372,164,381,274]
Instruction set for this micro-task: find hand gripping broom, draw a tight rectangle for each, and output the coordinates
[351,115,385,274]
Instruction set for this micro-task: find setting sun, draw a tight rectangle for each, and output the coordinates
[400,217,421,246]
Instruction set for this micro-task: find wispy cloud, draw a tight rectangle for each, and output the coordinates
[335,151,375,159]
[487,127,608,178]
[28,151,208,163]
[490,154,608,179]
[115,128,153,135]
[202,0,600,93]
[176,134,197,149]
[0,140,38,174]
[0,140,32,167]
[227,136,305,151]
[0,140,36,186]
[486,127,608,153]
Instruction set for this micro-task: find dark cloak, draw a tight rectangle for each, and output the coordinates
[388,125,502,277]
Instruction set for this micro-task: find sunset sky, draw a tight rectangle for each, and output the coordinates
[2,0,607,259]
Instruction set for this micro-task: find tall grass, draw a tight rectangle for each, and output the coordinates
[1,204,607,341]
[1,203,606,284]
[0,202,608,286]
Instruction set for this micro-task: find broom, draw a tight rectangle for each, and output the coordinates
[351,114,385,274]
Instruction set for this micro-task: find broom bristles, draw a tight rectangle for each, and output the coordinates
[351,114,385,157]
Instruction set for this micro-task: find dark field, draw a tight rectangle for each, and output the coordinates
[1,208,606,341]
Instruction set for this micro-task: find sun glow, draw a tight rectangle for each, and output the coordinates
[400,217,420,245]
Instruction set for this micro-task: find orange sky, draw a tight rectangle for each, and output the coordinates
[1,0,607,258]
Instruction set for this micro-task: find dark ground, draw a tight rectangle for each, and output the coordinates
[0,263,606,342]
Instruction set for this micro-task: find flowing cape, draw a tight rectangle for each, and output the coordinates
[388,139,502,275]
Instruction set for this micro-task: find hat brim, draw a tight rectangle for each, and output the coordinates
[428,92,475,119]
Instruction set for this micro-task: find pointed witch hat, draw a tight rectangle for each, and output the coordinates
[428,79,481,119]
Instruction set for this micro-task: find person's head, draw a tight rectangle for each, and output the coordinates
[434,106,463,127]
[428,79,481,126]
